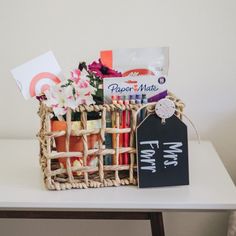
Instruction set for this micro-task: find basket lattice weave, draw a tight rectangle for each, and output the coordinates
[37,92,184,190]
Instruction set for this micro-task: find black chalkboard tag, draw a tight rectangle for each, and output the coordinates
[136,114,189,188]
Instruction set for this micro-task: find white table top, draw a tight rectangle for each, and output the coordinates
[0,139,235,211]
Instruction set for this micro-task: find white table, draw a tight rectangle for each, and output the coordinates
[0,139,236,236]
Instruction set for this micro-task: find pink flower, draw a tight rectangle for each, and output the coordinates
[88,59,122,79]
[43,77,96,118]
[78,79,90,89]
[74,78,96,106]
[70,69,81,84]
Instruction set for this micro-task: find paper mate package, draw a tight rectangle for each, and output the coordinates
[100,47,169,103]
[103,74,167,104]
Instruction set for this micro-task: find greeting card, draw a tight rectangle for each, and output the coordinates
[11,51,62,99]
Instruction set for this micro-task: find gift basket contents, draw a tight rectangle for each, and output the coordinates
[11,48,190,191]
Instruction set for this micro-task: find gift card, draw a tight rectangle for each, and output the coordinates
[11,51,62,99]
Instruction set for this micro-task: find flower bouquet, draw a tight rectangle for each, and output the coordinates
[38,60,122,178]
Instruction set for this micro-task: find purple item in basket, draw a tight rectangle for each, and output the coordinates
[148,90,168,102]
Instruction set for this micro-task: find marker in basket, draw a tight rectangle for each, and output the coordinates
[129,94,137,164]
[111,95,118,165]
[123,95,130,165]
[129,94,136,131]
[117,95,123,165]
[105,110,112,165]
[129,94,136,105]
[141,94,148,121]
[129,94,136,133]
[135,94,142,124]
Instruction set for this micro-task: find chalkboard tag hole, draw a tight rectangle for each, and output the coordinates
[161,118,166,125]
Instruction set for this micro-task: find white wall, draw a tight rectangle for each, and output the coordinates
[0,0,235,235]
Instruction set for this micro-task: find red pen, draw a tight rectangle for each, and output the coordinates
[123,95,130,165]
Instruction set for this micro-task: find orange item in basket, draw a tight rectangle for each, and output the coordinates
[51,120,101,176]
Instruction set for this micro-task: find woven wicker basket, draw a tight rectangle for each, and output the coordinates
[37,92,184,190]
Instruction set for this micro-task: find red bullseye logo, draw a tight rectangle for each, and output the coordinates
[29,72,61,97]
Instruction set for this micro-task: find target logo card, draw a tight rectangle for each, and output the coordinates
[11,51,62,99]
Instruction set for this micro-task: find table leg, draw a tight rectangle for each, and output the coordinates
[149,212,165,236]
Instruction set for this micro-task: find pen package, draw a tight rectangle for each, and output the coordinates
[103,75,167,104]
[101,47,169,104]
